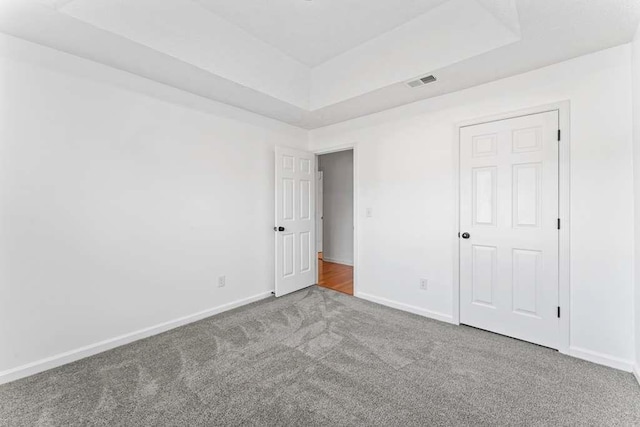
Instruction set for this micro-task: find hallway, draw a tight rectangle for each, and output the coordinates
[317,253,353,295]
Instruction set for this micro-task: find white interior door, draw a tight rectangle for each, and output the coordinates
[316,171,323,253]
[459,111,559,349]
[275,146,316,297]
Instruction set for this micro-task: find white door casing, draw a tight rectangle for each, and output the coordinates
[316,171,323,253]
[459,111,559,349]
[275,146,316,297]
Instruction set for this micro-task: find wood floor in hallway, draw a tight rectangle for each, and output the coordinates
[317,252,353,295]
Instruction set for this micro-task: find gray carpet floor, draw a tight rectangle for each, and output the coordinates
[1,286,639,426]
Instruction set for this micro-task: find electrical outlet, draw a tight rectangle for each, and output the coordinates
[420,278,428,291]
[218,275,226,288]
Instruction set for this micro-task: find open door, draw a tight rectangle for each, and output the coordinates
[275,146,316,297]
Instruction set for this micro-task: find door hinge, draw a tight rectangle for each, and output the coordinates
[557,306,561,318]
[557,218,561,230]
[557,129,561,141]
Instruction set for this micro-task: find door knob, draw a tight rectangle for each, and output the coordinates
[461,232,470,239]
[274,226,285,232]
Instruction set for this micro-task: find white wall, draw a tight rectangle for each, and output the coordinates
[310,44,636,368]
[0,36,307,379]
[318,150,354,265]
[632,25,640,375]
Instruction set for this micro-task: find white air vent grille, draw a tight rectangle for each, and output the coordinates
[406,75,437,88]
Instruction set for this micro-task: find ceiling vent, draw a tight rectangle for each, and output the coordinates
[406,75,437,88]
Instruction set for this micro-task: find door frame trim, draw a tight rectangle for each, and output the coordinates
[312,145,358,296]
[316,170,324,253]
[451,101,571,354]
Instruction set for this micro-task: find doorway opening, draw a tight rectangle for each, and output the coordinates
[316,149,354,295]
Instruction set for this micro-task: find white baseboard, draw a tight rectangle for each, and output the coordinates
[357,292,454,324]
[0,291,272,385]
[355,293,636,374]
[568,346,634,372]
[321,257,353,266]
